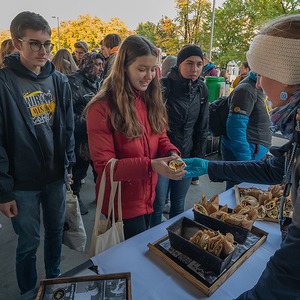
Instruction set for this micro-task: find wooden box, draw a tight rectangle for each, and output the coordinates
[35,273,132,300]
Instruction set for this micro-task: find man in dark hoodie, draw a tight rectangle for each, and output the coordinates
[0,12,75,294]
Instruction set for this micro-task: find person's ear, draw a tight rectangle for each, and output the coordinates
[12,38,22,51]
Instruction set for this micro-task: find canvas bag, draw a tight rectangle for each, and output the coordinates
[89,158,124,257]
[62,189,87,252]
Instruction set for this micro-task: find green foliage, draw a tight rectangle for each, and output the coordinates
[175,0,212,47]
[212,0,300,68]
[136,22,157,44]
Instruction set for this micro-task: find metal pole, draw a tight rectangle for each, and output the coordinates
[57,17,61,49]
[52,16,61,50]
[209,0,216,61]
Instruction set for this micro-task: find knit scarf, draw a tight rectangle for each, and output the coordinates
[78,52,100,82]
[270,90,300,139]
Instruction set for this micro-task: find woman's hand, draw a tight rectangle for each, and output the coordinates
[151,155,187,180]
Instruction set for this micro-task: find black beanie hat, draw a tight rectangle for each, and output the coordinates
[177,45,203,66]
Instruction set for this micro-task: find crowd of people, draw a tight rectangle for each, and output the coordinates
[0,10,299,299]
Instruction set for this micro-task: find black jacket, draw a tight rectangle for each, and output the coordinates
[161,66,209,158]
[67,71,101,145]
[0,54,75,203]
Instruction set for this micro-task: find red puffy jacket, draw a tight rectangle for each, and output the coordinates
[87,94,179,219]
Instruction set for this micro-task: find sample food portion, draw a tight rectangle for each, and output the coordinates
[168,158,186,171]
[235,185,293,220]
[194,194,258,230]
[190,229,235,258]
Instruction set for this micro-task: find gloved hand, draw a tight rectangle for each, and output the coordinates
[183,158,209,178]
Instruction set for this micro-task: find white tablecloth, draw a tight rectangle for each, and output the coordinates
[91,184,282,299]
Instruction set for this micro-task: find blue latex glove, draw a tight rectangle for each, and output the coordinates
[183,158,209,178]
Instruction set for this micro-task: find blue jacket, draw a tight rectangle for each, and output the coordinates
[223,76,271,161]
[0,54,75,203]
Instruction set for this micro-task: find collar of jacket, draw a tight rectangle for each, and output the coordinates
[167,65,202,93]
[203,63,215,73]
[110,46,119,54]
[3,53,55,80]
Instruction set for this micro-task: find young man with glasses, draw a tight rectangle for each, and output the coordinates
[0,11,75,294]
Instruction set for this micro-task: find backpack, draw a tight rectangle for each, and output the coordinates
[209,96,229,137]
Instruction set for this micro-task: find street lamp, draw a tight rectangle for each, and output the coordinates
[209,0,216,61]
[52,16,61,50]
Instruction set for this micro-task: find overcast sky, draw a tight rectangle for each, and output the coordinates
[0,0,225,31]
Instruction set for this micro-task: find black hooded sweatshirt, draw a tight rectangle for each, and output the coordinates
[0,53,75,203]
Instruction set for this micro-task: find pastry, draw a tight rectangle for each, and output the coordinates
[168,159,186,171]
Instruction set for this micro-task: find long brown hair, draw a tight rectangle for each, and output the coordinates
[84,35,168,139]
[0,39,16,68]
[51,48,78,74]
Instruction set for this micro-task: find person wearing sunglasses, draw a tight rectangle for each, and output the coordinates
[0,11,75,295]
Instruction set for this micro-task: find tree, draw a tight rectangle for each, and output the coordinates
[136,21,157,44]
[50,14,133,53]
[0,30,11,47]
[175,0,212,47]
[212,0,300,68]
[156,17,180,55]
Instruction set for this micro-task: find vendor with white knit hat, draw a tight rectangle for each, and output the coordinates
[182,13,300,300]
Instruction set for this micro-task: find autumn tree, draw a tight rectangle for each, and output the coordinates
[136,21,157,44]
[156,17,180,55]
[0,30,11,47]
[175,0,212,48]
[51,14,133,53]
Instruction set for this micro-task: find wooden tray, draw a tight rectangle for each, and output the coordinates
[35,273,132,300]
[148,226,267,296]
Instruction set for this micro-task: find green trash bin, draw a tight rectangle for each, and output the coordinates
[205,76,225,102]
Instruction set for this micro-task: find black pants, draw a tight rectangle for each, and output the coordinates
[71,156,97,196]
[123,214,150,240]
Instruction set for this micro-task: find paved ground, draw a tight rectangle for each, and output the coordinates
[0,135,287,299]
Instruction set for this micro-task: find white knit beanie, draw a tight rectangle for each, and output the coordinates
[246,34,300,85]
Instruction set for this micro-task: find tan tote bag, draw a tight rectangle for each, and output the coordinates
[89,158,124,257]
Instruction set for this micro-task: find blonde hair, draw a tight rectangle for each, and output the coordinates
[51,48,78,74]
[0,39,16,68]
[84,35,168,139]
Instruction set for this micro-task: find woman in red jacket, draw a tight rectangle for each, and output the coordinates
[85,35,186,239]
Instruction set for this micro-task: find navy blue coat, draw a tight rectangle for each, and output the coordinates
[208,89,300,299]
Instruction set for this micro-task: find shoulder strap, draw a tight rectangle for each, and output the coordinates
[94,158,122,230]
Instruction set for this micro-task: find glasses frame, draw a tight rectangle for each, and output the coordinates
[18,39,54,53]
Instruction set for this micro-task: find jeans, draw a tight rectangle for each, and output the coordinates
[11,180,66,294]
[150,175,192,227]
[123,214,150,240]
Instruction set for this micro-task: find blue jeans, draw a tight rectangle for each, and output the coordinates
[11,180,66,294]
[150,175,192,227]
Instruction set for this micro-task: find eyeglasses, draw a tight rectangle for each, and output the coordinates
[18,39,54,53]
